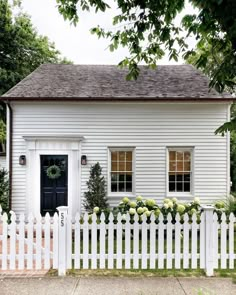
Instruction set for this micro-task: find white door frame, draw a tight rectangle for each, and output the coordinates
[23,135,84,216]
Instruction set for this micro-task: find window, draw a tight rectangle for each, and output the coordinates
[168,148,192,193]
[109,149,134,193]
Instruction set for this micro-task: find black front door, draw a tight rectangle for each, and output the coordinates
[41,155,68,216]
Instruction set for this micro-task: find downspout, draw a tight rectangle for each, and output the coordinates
[5,102,13,210]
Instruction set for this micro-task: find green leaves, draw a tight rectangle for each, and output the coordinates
[0,0,70,97]
[55,0,236,92]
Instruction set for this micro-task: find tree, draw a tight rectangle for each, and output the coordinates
[0,169,9,213]
[187,39,236,192]
[56,0,236,93]
[83,162,108,211]
[0,0,71,120]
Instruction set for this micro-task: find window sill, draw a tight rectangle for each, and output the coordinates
[108,193,135,199]
[166,192,193,200]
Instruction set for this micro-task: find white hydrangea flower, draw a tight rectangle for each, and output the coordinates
[194,197,200,205]
[129,208,136,215]
[136,195,143,202]
[163,203,169,209]
[93,207,100,214]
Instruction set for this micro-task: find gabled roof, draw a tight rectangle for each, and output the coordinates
[1,64,232,100]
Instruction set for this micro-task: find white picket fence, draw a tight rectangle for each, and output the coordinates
[0,206,235,276]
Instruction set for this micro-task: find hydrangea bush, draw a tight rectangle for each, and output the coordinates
[91,195,235,223]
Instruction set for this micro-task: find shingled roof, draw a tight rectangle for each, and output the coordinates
[1,64,232,100]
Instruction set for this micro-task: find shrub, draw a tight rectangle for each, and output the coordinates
[0,169,9,213]
[83,162,108,211]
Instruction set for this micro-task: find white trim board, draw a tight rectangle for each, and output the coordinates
[23,136,83,216]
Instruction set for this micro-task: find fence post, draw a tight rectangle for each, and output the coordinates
[57,206,68,276]
[202,205,215,276]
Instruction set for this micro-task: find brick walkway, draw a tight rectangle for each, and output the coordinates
[0,269,49,278]
[0,224,53,277]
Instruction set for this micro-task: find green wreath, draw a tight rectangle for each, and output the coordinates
[46,165,61,180]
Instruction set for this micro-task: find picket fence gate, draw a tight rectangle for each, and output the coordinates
[0,205,235,276]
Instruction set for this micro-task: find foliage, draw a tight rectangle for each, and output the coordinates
[56,0,236,92]
[215,195,236,216]
[92,196,202,222]
[0,169,9,213]
[46,165,61,180]
[83,162,108,211]
[0,120,6,143]
[0,0,71,120]
[92,195,236,222]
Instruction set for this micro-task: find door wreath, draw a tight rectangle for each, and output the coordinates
[46,165,61,179]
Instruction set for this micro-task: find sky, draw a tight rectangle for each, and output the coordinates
[21,0,198,65]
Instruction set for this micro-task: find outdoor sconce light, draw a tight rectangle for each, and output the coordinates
[81,155,87,165]
[19,155,26,165]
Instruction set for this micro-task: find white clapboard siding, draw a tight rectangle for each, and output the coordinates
[0,156,6,170]
[10,102,229,213]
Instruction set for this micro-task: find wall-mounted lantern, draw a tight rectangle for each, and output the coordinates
[81,155,87,165]
[19,155,26,165]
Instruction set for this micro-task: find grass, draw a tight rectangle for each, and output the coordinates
[48,268,236,280]
[48,230,236,279]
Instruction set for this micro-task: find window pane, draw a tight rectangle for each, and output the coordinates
[169,174,175,182]
[177,151,183,161]
[184,182,190,192]
[184,174,190,182]
[119,174,125,182]
[118,182,125,192]
[111,161,117,171]
[119,152,125,161]
[111,151,118,161]
[126,162,132,171]
[176,174,183,182]
[169,151,176,161]
[184,151,191,161]
[111,173,118,182]
[111,182,117,192]
[184,161,191,171]
[169,182,175,192]
[126,151,132,161]
[126,182,132,192]
[118,161,125,171]
[177,161,183,171]
[110,149,133,193]
[169,161,176,171]
[126,173,132,182]
[177,182,183,191]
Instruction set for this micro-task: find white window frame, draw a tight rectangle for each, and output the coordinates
[166,147,194,198]
[108,147,136,197]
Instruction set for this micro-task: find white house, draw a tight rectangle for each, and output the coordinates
[0,64,233,216]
